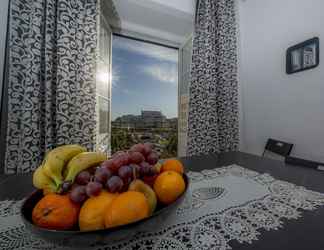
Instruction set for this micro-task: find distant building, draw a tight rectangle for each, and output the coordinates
[141,110,166,128]
[112,110,177,129]
[112,114,140,128]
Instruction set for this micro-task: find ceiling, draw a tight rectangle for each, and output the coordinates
[110,0,195,47]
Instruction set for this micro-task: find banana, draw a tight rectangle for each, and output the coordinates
[42,145,87,186]
[33,166,58,194]
[64,152,107,182]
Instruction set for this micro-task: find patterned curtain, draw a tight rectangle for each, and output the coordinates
[4,0,98,174]
[187,0,239,156]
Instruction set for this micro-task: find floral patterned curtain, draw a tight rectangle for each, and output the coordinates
[187,0,239,156]
[3,0,98,173]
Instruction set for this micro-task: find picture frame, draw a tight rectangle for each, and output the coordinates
[286,37,319,74]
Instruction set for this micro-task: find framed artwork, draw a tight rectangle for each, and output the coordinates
[286,37,319,74]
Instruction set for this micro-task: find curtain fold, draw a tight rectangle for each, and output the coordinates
[187,0,239,156]
[4,0,98,174]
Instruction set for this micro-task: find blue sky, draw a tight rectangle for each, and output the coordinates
[111,36,178,120]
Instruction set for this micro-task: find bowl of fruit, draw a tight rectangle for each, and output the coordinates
[21,143,189,247]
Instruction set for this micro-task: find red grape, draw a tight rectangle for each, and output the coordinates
[118,165,133,180]
[139,162,151,176]
[146,152,159,165]
[130,164,140,179]
[121,152,131,165]
[142,175,158,187]
[129,151,145,164]
[60,181,72,194]
[102,159,119,173]
[130,144,145,154]
[113,153,129,169]
[143,144,152,156]
[106,176,124,193]
[75,171,91,185]
[94,167,112,184]
[111,151,124,158]
[139,161,157,176]
[101,159,113,168]
[140,161,150,168]
[86,182,102,197]
[69,185,88,203]
[122,177,133,191]
[112,157,124,170]
[148,166,158,176]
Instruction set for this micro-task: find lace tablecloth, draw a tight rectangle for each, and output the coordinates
[1,164,324,250]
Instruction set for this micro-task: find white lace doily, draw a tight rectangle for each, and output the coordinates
[1,164,324,250]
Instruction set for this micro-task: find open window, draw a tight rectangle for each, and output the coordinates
[111,35,178,158]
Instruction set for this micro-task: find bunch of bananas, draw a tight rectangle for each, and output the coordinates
[33,145,107,194]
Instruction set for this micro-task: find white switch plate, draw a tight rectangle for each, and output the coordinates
[317,165,324,171]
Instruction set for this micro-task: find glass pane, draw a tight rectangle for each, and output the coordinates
[98,96,110,134]
[111,36,178,158]
[99,16,111,64]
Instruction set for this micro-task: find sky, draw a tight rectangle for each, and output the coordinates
[111,36,178,120]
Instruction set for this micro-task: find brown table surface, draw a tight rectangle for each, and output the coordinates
[1,151,324,249]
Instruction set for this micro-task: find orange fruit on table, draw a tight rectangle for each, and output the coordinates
[104,191,149,228]
[161,159,184,174]
[79,191,118,231]
[32,194,80,230]
[154,170,186,205]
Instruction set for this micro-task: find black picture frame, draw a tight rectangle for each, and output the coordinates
[286,37,319,74]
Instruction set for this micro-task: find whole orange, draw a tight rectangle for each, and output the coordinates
[153,171,185,204]
[79,191,118,231]
[104,191,149,228]
[161,159,184,174]
[32,194,80,230]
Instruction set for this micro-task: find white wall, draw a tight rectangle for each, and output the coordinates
[112,0,194,46]
[0,0,9,107]
[149,0,195,15]
[238,0,324,162]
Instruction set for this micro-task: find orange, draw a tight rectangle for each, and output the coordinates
[32,194,80,230]
[161,159,184,174]
[79,191,118,231]
[153,171,185,204]
[104,191,149,228]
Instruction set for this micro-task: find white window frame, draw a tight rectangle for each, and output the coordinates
[95,6,113,154]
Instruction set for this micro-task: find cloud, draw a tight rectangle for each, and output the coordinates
[113,36,178,63]
[142,63,178,85]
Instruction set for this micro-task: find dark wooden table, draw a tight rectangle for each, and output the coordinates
[1,151,324,249]
[0,175,9,184]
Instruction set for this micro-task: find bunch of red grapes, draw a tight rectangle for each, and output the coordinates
[67,143,159,203]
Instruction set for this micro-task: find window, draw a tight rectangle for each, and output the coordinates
[111,35,178,158]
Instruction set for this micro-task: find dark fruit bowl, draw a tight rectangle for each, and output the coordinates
[21,174,189,247]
